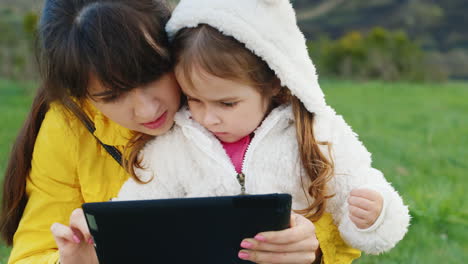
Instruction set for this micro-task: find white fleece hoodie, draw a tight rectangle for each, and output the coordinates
[116,105,410,254]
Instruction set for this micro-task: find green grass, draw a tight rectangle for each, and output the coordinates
[0,79,467,263]
[0,79,34,178]
[321,80,468,263]
[0,79,34,263]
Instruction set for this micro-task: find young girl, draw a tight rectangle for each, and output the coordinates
[1,1,356,264]
[116,0,410,262]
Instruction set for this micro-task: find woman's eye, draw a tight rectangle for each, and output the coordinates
[221,101,237,107]
[101,93,122,103]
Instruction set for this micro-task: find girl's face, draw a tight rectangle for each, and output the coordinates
[88,72,181,136]
[176,68,271,143]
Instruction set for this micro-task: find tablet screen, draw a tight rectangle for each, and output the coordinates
[83,193,292,264]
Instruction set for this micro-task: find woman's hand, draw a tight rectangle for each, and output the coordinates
[348,188,383,229]
[50,208,98,264]
[238,213,319,264]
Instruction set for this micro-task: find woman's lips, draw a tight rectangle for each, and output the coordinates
[142,111,168,130]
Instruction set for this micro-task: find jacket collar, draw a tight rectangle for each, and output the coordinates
[174,104,294,138]
[172,104,294,170]
[82,100,134,147]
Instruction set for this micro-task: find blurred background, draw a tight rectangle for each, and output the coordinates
[0,0,467,263]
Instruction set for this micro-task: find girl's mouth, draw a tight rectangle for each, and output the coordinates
[213,132,228,137]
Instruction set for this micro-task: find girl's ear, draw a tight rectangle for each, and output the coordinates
[272,78,282,96]
[270,77,289,105]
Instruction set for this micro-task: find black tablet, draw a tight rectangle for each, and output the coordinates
[82,193,292,264]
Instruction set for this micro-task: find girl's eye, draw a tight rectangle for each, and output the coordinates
[187,97,201,103]
[221,101,237,107]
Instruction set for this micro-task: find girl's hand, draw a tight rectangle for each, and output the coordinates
[348,188,383,229]
[50,208,98,264]
[238,213,319,264]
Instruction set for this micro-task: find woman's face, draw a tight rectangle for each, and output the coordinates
[88,72,181,136]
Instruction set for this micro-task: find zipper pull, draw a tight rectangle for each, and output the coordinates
[236,172,246,195]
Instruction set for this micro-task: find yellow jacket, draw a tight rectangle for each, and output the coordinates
[8,102,360,264]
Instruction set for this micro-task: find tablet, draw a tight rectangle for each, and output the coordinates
[82,193,292,264]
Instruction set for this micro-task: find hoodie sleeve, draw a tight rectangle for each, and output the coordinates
[324,113,410,254]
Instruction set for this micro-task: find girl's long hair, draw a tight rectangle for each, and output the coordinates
[161,25,334,220]
[0,0,173,245]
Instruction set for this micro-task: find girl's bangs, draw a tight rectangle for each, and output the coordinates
[173,25,275,92]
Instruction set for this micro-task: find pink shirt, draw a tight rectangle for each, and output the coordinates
[220,135,251,173]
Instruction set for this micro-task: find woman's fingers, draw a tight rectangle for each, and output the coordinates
[69,208,93,244]
[255,227,306,245]
[50,209,99,264]
[241,236,317,253]
[50,222,80,244]
[238,214,318,263]
[289,213,297,227]
[238,249,316,264]
[255,215,315,245]
[49,209,92,245]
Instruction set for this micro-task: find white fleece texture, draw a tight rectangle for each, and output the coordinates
[117,106,410,254]
[166,0,327,114]
[119,0,410,255]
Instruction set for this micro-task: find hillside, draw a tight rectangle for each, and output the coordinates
[0,0,468,51]
[2,0,465,52]
[1,0,466,79]
[295,0,467,51]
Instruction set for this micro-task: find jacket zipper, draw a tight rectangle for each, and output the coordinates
[236,172,246,195]
[188,107,284,195]
[236,132,254,195]
[235,112,281,195]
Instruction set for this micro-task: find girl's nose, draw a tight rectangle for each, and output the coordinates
[203,108,221,126]
[133,89,159,120]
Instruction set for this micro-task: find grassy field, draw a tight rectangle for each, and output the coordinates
[0,79,35,263]
[0,79,467,263]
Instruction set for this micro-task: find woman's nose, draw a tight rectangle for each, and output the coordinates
[132,89,159,120]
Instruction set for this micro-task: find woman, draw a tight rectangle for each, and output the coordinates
[0,0,360,263]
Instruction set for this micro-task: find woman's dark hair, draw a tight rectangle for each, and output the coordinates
[0,0,173,245]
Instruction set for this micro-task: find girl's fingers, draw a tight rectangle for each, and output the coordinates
[349,214,372,229]
[239,249,316,264]
[350,189,381,201]
[69,208,93,244]
[349,204,369,219]
[348,195,374,211]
